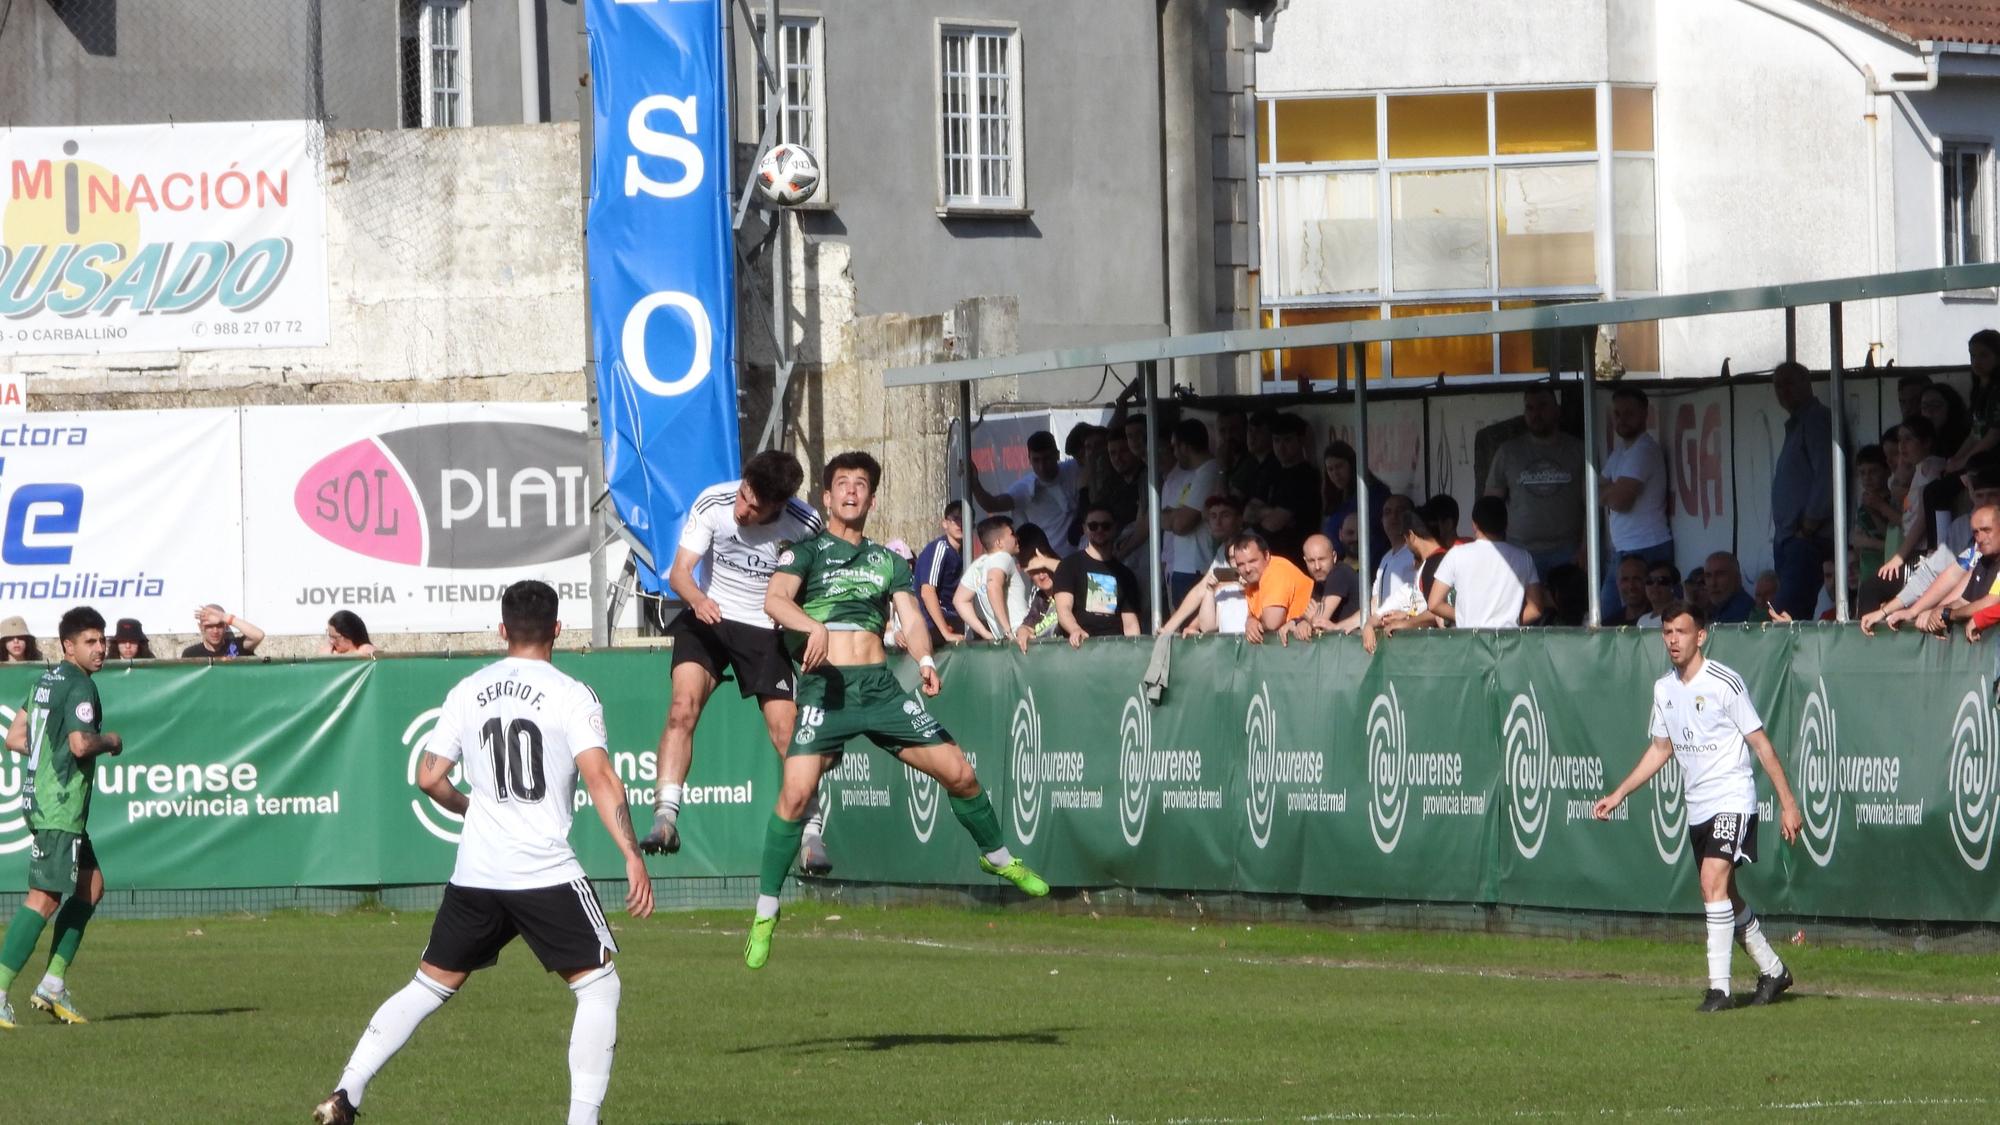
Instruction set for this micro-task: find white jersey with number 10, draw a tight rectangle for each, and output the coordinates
[427,656,608,891]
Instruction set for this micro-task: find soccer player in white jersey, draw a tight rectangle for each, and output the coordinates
[1593,601,1805,1012]
[641,451,832,870]
[312,581,652,1125]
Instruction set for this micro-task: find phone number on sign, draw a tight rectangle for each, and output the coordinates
[194,320,307,338]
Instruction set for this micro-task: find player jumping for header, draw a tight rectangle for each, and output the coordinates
[1593,600,1804,1012]
[641,450,832,873]
[312,581,652,1124]
[745,451,1048,969]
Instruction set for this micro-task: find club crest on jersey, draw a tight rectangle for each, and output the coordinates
[777,549,796,567]
[75,701,94,724]
[1694,696,1707,712]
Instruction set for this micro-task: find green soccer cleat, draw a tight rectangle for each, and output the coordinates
[744,914,778,970]
[0,993,15,1030]
[31,982,87,1024]
[980,856,1050,897]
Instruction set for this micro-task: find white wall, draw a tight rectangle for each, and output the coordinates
[1256,0,1991,379]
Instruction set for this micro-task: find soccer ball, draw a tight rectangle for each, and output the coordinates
[755,143,821,207]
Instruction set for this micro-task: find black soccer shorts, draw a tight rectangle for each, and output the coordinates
[423,880,618,974]
[666,613,796,701]
[1689,811,1760,867]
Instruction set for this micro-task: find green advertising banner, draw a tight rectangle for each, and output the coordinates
[3,630,1997,927]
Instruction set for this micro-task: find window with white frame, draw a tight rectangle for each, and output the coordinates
[400,0,469,129]
[1255,85,1659,382]
[938,24,1022,210]
[751,15,826,162]
[1944,142,1992,267]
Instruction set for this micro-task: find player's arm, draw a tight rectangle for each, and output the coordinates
[1593,736,1674,820]
[4,709,27,755]
[416,748,468,815]
[1745,729,1804,844]
[892,590,945,697]
[577,747,654,918]
[763,570,829,671]
[667,546,722,625]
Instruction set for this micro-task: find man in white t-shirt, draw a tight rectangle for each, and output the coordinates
[969,429,1083,554]
[1598,385,1675,614]
[313,582,651,1125]
[645,452,827,870]
[1372,494,1422,617]
[1160,495,1249,636]
[1428,497,1543,629]
[955,515,1034,651]
[1593,601,1804,1013]
[1160,418,1223,607]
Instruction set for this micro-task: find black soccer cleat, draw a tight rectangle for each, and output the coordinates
[311,1089,358,1124]
[639,820,681,856]
[1696,989,1734,1013]
[1747,967,1793,1006]
[798,833,833,877]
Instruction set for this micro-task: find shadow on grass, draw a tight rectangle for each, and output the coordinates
[98,1006,260,1023]
[729,1027,1073,1054]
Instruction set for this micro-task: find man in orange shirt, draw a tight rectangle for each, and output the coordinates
[1229,532,1312,645]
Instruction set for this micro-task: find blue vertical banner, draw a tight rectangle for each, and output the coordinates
[585,0,738,590]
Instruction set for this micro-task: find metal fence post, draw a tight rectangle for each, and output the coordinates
[1830,303,1851,622]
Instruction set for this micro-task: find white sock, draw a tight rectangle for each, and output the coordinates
[755,894,781,920]
[983,846,1013,868]
[567,964,620,1125]
[38,971,63,992]
[657,784,685,825]
[802,785,827,840]
[1703,901,1735,993]
[1734,908,1785,977]
[338,972,455,1107]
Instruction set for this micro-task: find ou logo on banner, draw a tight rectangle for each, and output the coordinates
[1502,686,1552,860]
[619,93,714,398]
[1794,678,1841,867]
[1365,685,1409,854]
[1116,695,1154,847]
[1244,683,1278,850]
[1948,689,2000,871]
[906,762,941,844]
[1649,755,1687,865]
[404,708,469,844]
[1008,691,1043,845]
[0,703,28,856]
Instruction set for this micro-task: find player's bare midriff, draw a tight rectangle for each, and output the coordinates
[821,630,888,667]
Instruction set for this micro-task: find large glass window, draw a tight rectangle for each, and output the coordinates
[752,16,826,162]
[1945,142,1993,267]
[400,0,468,129]
[939,25,1022,210]
[1257,85,1658,382]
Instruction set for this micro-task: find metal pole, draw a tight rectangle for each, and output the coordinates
[1580,331,1603,627]
[755,0,792,453]
[1785,307,1797,364]
[580,4,610,648]
[1143,360,1165,632]
[1354,343,1372,625]
[958,381,978,525]
[1830,302,1851,622]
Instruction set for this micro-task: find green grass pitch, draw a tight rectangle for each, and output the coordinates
[2,902,1997,1122]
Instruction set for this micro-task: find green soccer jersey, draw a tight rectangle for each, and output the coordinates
[22,661,103,834]
[775,531,914,641]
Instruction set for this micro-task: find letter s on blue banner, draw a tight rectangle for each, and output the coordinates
[585,0,738,591]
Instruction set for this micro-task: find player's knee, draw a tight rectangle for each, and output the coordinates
[666,697,703,734]
[569,962,621,1005]
[940,763,979,799]
[776,787,813,820]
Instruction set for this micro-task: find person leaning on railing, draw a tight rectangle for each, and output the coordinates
[183,604,264,659]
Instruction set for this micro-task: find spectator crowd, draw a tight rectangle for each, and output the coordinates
[914,329,2000,651]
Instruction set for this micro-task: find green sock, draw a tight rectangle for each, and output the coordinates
[0,905,51,991]
[950,790,1004,853]
[44,897,94,982]
[760,813,807,897]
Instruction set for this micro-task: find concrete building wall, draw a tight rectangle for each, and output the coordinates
[735,0,1168,404]
[1892,71,2000,365]
[1259,0,1615,93]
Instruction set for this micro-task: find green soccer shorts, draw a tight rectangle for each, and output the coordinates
[787,663,953,757]
[27,829,95,895]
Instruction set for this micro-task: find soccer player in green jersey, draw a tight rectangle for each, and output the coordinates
[745,451,1049,968]
[0,607,123,1029]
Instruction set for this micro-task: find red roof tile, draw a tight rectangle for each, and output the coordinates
[1814,0,2000,46]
